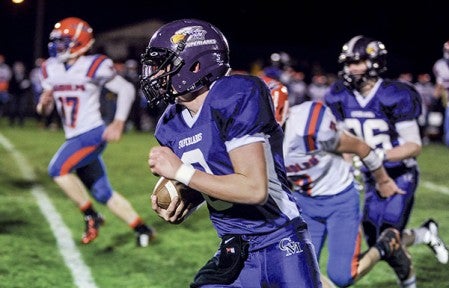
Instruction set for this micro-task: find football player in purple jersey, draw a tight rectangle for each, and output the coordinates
[324,35,448,287]
[142,19,322,287]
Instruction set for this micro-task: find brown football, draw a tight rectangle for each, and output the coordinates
[151,177,204,209]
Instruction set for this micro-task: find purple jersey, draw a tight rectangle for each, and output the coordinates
[155,74,302,240]
[325,79,422,172]
[325,78,421,246]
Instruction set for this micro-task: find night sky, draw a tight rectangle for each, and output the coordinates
[1,0,448,80]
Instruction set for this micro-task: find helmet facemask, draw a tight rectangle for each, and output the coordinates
[338,35,387,90]
[48,35,73,62]
[140,45,185,107]
[339,60,379,90]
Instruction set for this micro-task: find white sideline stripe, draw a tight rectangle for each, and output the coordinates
[422,181,449,196]
[0,133,98,288]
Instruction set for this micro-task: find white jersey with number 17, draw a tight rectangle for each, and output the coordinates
[41,54,114,139]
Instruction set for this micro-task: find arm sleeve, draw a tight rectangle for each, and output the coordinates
[395,120,422,146]
[104,75,136,121]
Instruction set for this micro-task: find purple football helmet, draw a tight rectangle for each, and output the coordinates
[338,35,387,90]
[140,19,230,106]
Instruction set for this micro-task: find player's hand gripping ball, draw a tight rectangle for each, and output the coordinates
[152,177,204,209]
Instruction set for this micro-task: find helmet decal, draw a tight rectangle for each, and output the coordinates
[171,33,187,45]
[171,25,217,48]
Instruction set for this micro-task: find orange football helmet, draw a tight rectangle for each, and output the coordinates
[48,17,95,62]
[260,75,289,126]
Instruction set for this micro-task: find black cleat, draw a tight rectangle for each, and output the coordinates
[375,228,412,281]
[136,226,157,247]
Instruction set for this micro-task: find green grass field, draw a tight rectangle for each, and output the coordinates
[0,119,448,288]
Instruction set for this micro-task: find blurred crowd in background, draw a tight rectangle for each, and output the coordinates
[0,50,446,145]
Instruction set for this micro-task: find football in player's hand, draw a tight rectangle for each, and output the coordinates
[151,177,204,209]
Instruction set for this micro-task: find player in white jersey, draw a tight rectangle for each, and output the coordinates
[36,17,155,247]
[283,100,412,287]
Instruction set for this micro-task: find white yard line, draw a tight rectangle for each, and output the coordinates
[0,133,98,288]
[421,181,449,196]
